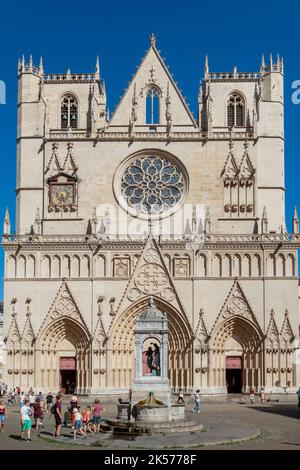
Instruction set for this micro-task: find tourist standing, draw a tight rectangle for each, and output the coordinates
[92,399,105,433]
[296,387,300,407]
[32,398,43,432]
[259,387,265,404]
[20,399,32,441]
[249,387,255,404]
[29,391,35,406]
[193,390,201,413]
[19,391,25,407]
[45,392,53,412]
[53,395,63,438]
[0,400,7,432]
[177,388,185,404]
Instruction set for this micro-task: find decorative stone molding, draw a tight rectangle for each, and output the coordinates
[93,369,99,374]
[99,369,105,374]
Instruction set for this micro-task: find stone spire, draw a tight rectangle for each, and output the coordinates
[95,55,100,81]
[260,53,265,73]
[3,207,10,235]
[192,205,197,234]
[198,80,203,103]
[204,54,209,77]
[292,207,299,234]
[149,33,156,47]
[39,56,44,77]
[204,207,211,234]
[29,54,33,72]
[34,208,41,235]
[91,207,98,234]
[261,206,268,233]
[165,81,172,135]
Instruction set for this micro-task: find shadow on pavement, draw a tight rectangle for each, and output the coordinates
[251,404,300,420]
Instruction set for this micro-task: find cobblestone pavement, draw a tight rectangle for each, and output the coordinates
[0,395,299,450]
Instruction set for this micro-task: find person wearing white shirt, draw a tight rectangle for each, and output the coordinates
[20,400,32,441]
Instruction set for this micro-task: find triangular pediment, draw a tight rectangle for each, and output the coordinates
[62,143,78,176]
[45,143,63,177]
[221,152,238,180]
[239,151,255,181]
[6,315,21,347]
[22,316,35,348]
[37,281,89,338]
[109,40,197,128]
[113,235,186,320]
[210,281,261,335]
[93,315,107,348]
[280,310,294,345]
[194,309,208,349]
[265,310,280,349]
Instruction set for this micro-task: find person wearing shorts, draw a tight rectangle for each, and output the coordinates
[0,400,7,432]
[82,406,93,435]
[20,399,32,441]
[72,408,86,439]
[92,399,105,433]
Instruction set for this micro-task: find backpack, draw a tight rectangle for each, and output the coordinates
[50,404,56,414]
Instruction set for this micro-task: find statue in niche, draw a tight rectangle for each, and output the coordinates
[142,338,161,376]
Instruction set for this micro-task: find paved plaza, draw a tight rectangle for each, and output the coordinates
[0,394,299,450]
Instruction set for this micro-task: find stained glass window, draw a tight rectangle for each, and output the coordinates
[121,156,184,215]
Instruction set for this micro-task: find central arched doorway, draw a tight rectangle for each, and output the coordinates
[211,316,263,393]
[37,317,91,394]
[107,297,193,391]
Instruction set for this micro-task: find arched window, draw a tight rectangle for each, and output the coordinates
[146,87,160,124]
[61,95,78,129]
[227,93,245,127]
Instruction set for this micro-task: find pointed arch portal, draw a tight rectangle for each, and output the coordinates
[211,316,263,393]
[107,297,193,391]
[37,317,91,393]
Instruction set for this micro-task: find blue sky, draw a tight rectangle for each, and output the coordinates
[0,0,299,298]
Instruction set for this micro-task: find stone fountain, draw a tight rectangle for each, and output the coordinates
[102,391,202,435]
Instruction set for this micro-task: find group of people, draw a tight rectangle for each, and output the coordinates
[249,386,266,405]
[52,394,105,440]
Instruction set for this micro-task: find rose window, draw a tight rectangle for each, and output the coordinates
[121,156,184,215]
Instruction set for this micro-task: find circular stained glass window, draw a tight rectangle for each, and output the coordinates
[121,156,185,216]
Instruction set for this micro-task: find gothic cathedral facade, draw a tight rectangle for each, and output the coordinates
[2,36,300,395]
